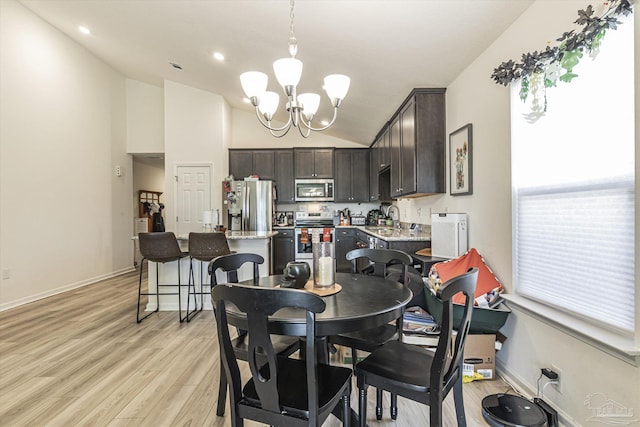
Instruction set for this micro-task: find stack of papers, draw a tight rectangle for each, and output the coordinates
[402,307,440,346]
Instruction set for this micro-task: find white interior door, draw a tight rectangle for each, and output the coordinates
[176,165,212,236]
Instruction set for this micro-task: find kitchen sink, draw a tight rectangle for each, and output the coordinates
[364,226,396,235]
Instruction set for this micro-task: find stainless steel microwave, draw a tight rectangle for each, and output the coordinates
[295,179,334,202]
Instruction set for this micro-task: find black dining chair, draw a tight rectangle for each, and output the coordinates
[137,232,188,323]
[329,247,412,420]
[210,253,300,416]
[185,232,231,322]
[355,267,479,426]
[213,282,353,427]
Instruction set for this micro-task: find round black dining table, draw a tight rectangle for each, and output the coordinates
[230,272,412,426]
[230,272,413,338]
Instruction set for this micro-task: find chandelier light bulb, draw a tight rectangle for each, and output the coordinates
[257,91,280,119]
[240,71,268,102]
[298,93,321,120]
[273,58,303,90]
[324,74,351,106]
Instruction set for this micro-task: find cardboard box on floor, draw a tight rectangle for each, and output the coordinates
[462,334,496,380]
[339,346,368,365]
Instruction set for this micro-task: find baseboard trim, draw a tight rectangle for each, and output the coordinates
[0,267,136,312]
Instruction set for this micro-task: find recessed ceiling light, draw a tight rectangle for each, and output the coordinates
[78,25,91,35]
[321,120,330,126]
[169,62,183,70]
[243,98,251,104]
[213,52,225,62]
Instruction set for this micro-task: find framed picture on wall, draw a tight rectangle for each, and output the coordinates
[449,123,473,196]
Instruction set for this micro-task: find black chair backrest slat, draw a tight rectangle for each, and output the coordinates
[213,284,325,416]
[209,253,263,286]
[345,248,412,287]
[431,267,478,395]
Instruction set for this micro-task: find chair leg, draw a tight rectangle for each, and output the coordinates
[178,261,186,323]
[216,365,228,416]
[429,390,444,427]
[199,260,205,310]
[376,388,383,420]
[358,385,367,427]
[390,392,398,420]
[453,376,467,427]
[136,259,155,323]
[186,258,200,322]
[342,389,351,427]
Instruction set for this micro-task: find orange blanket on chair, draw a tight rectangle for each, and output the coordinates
[429,248,503,305]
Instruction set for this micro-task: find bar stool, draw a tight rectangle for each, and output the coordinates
[185,232,231,322]
[137,232,188,323]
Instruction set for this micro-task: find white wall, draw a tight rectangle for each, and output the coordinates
[163,81,229,232]
[126,79,164,154]
[231,108,366,148]
[0,0,133,309]
[2,0,638,421]
[425,0,639,424]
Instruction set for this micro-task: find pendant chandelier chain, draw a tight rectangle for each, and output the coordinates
[238,0,350,138]
[288,0,298,58]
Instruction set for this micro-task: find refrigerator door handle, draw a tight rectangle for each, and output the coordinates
[243,185,250,231]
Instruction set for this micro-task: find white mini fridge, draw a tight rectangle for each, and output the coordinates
[431,213,468,258]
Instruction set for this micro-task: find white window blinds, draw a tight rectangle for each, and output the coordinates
[512,14,635,334]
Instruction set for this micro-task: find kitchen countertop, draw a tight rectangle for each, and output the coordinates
[337,225,431,242]
[224,230,278,240]
[270,225,430,242]
[172,231,278,241]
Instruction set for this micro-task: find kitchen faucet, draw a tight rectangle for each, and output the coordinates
[386,205,401,229]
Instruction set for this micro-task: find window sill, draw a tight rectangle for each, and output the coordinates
[502,294,639,366]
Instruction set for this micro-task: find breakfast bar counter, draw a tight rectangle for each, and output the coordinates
[143,230,277,312]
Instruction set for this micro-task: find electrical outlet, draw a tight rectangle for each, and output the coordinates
[417,208,422,217]
[2,269,10,280]
[551,364,563,394]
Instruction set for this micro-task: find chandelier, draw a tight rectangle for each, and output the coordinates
[240,0,350,138]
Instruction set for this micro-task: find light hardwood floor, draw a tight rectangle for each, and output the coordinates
[0,270,509,426]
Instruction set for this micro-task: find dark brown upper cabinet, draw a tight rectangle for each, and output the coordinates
[229,149,275,181]
[274,150,295,203]
[334,149,370,202]
[294,148,334,178]
[385,88,446,199]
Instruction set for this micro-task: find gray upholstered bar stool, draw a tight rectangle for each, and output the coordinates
[185,232,231,322]
[137,232,188,323]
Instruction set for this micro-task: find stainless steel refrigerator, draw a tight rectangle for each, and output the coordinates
[222,180,274,231]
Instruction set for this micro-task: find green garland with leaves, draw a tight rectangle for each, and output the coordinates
[491,0,633,112]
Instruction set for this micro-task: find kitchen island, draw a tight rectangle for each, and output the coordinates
[143,230,277,312]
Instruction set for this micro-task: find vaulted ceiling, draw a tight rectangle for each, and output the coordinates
[19,0,533,145]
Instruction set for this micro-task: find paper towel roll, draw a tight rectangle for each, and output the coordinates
[203,210,213,225]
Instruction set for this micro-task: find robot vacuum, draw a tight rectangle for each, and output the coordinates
[482,394,547,427]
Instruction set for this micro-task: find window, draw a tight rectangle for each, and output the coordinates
[512,14,635,335]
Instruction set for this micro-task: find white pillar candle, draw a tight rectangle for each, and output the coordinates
[317,256,334,287]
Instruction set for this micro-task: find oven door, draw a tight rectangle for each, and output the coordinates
[294,228,335,261]
[295,228,314,259]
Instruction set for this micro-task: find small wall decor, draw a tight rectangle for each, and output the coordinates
[491,0,633,119]
[450,123,472,196]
